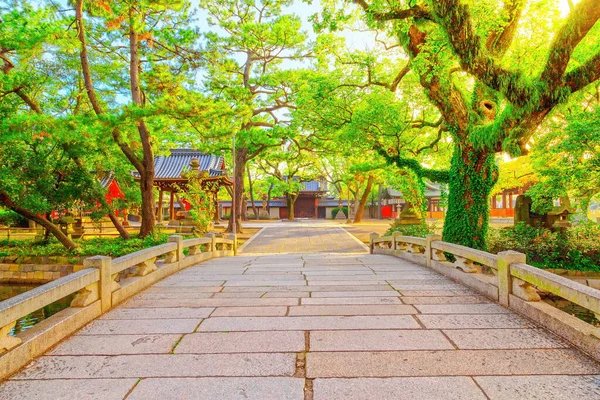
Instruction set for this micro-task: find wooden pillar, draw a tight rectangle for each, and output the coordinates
[213,190,220,222]
[314,196,318,219]
[169,191,175,221]
[157,189,164,222]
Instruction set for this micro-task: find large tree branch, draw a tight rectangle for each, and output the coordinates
[432,1,527,106]
[352,0,430,22]
[407,25,470,134]
[563,52,600,92]
[375,145,449,183]
[485,0,523,57]
[540,0,600,87]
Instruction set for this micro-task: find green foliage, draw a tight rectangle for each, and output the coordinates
[386,221,434,238]
[331,206,348,218]
[0,234,170,259]
[0,210,26,227]
[183,175,217,236]
[487,222,600,272]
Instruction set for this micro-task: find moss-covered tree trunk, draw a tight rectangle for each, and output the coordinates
[443,146,497,250]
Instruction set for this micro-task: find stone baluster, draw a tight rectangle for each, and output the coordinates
[369,233,379,254]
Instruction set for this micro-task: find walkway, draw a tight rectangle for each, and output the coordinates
[2,227,600,399]
[241,221,367,253]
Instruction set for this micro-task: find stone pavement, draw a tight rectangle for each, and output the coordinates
[2,228,600,399]
[240,222,368,254]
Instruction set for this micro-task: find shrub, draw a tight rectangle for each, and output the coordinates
[487,222,600,271]
[386,221,434,238]
[0,233,171,260]
[331,207,348,219]
[0,210,27,227]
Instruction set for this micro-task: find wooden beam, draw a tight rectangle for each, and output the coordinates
[169,192,175,221]
[157,190,164,223]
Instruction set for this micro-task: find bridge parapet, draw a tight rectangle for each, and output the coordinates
[0,234,236,379]
[370,232,600,361]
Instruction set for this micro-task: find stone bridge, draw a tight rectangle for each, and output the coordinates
[1,221,599,399]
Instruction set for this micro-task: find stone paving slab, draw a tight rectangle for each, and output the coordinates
[301,297,403,305]
[100,307,214,320]
[398,289,478,296]
[312,377,486,400]
[0,379,138,400]
[414,304,511,314]
[144,286,223,293]
[198,316,420,331]
[473,375,600,399]
[288,305,416,316]
[127,377,305,400]
[224,280,308,287]
[310,330,454,351]
[221,284,395,292]
[304,280,389,286]
[212,292,265,298]
[131,292,214,300]
[306,349,600,378]
[400,296,488,304]
[310,291,399,297]
[78,319,200,335]
[49,334,181,355]
[210,306,288,317]
[416,314,534,329]
[175,331,305,353]
[263,291,311,298]
[153,280,225,287]
[443,329,569,350]
[13,353,296,379]
[122,298,300,308]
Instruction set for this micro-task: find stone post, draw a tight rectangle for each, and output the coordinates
[497,251,526,307]
[392,231,401,251]
[168,235,184,262]
[227,233,238,255]
[369,233,379,254]
[84,256,113,313]
[206,233,217,257]
[425,234,442,268]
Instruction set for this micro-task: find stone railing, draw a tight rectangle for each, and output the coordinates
[370,233,600,360]
[0,233,236,379]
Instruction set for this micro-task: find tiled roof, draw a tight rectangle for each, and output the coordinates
[132,149,226,180]
[98,172,115,188]
[154,149,225,179]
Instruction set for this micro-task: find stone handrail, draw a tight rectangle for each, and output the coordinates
[0,233,237,379]
[510,262,600,317]
[111,242,178,275]
[369,232,600,359]
[0,268,98,341]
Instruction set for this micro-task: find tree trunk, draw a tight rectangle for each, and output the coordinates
[129,14,156,237]
[0,191,76,249]
[247,165,259,218]
[226,147,247,233]
[286,193,298,221]
[442,146,498,250]
[354,175,374,223]
[138,170,155,237]
[266,183,273,213]
[242,193,248,221]
[108,212,130,240]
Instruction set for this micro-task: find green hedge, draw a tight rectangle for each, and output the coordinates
[0,234,171,260]
[487,222,600,272]
[331,207,348,219]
